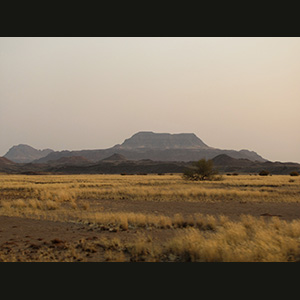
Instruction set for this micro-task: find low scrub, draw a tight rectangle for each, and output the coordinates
[183,159,219,181]
[259,170,270,176]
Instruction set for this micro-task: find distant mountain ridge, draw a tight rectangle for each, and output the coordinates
[1,139,300,176]
[1,153,299,175]
[4,144,54,163]
[4,132,266,164]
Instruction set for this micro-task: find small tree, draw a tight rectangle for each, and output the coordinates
[259,170,270,176]
[183,159,218,181]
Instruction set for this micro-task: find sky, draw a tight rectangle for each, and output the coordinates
[0,37,299,163]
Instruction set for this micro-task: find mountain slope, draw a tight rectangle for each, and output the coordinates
[0,157,15,165]
[0,156,20,173]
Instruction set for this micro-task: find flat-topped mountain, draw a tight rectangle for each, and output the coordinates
[4,144,54,163]
[115,131,210,149]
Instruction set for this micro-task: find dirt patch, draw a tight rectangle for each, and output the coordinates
[91,198,300,221]
[0,215,143,262]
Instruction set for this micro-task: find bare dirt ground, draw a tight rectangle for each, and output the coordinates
[1,200,299,262]
[91,198,300,220]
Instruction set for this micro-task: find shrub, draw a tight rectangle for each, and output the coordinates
[290,171,299,176]
[259,170,270,176]
[183,159,218,181]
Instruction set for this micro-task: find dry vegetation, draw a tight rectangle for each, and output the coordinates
[0,173,300,262]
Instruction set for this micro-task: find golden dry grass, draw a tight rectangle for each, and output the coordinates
[164,216,300,262]
[1,173,299,206]
[0,173,300,262]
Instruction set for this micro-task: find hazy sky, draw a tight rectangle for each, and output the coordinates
[1,37,299,162]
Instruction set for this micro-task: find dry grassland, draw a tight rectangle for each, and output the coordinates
[0,174,300,262]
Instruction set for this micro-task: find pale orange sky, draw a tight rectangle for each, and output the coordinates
[0,37,299,162]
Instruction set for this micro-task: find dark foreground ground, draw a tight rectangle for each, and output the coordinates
[1,200,300,262]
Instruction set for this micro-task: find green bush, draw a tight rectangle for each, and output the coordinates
[183,159,218,181]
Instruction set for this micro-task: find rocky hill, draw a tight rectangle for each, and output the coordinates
[0,157,19,173]
[0,157,15,165]
[212,154,255,168]
[4,144,53,163]
[102,153,128,162]
[46,156,92,166]
[212,154,300,174]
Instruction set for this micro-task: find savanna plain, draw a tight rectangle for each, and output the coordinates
[0,173,300,262]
